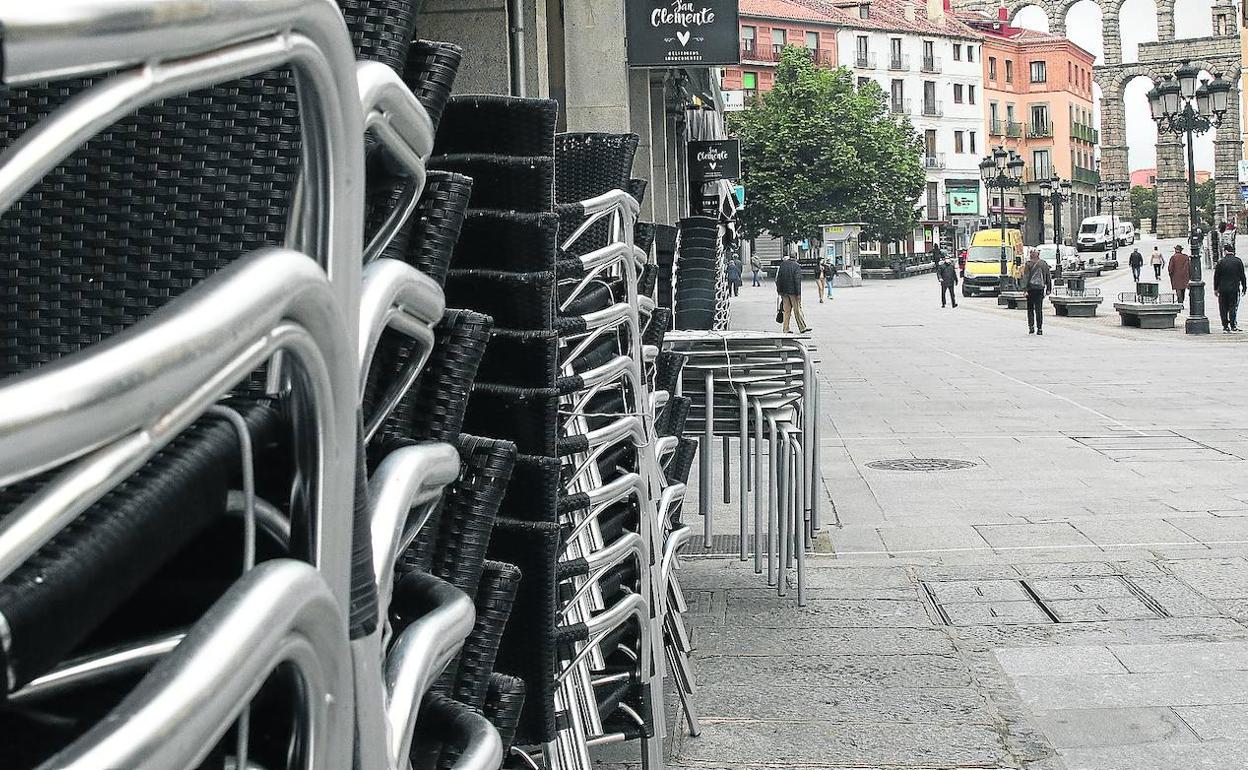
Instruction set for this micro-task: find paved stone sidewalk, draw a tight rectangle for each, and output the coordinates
[601,244,1248,769]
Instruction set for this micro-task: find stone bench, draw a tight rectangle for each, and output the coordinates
[1050,294,1103,317]
[1113,301,1183,328]
[997,290,1028,309]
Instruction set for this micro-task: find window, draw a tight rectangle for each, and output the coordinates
[953,44,962,61]
[969,131,977,154]
[890,79,905,110]
[924,129,937,155]
[1030,60,1046,83]
[890,37,902,60]
[742,26,756,52]
[954,84,964,103]
[859,3,870,18]
[1068,61,1072,81]
[990,101,999,124]
[742,71,757,99]
[1005,60,1014,82]
[1032,149,1052,178]
[856,34,868,65]
[968,85,976,104]
[772,28,787,47]
[989,56,997,80]
[1030,104,1049,131]
[954,130,964,153]
[857,76,871,88]
[927,182,940,216]
[967,45,975,62]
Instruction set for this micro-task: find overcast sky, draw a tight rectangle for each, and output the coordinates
[1012,0,1218,172]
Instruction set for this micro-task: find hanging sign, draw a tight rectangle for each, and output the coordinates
[687,139,741,182]
[626,0,741,68]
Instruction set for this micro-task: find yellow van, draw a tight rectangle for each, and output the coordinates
[963,229,1024,296]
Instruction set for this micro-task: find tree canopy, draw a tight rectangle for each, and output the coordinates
[727,46,926,244]
[1130,185,1156,229]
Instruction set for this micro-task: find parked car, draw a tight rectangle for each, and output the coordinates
[1036,243,1079,272]
[1077,215,1134,251]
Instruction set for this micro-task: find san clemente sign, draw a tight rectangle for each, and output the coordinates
[626,0,740,68]
[687,139,741,182]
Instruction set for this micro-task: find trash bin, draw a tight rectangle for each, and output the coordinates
[1066,275,1086,293]
[1137,282,1159,300]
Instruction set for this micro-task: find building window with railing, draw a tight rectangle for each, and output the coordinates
[772,29,787,47]
[1030,60,1046,83]
[1029,104,1050,137]
[742,26,756,53]
[1032,149,1052,180]
[889,37,905,69]
[856,35,869,67]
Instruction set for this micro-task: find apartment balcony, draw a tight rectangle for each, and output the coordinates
[890,98,911,115]
[989,119,1004,136]
[855,52,877,69]
[1006,121,1023,138]
[1070,123,1100,144]
[923,153,946,170]
[1074,167,1100,185]
[888,53,910,71]
[922,99,943,117]
[921,56,942,73]
[1026,167,1056,184]
[741,43,783,62]
[1027,122,1054,139]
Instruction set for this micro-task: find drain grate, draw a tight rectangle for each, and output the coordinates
[686,534,759,556]
[923,576,1167,626]
[866,458,978,472]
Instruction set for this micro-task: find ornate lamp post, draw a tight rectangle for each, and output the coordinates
[980,147,1025,286]
[1148,62,1233,334]
[1096,180,1129,266]
[1039,175,1073,278]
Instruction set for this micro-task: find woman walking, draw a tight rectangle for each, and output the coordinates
[1151,245,1165,280]
[815,258,828,303]
[725,255,743,297]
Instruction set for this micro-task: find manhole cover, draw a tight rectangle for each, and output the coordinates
[866,458,977,472]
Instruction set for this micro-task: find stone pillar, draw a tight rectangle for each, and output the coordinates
[1098,88,1130,184]
[1050,0,1067,38]
[1101,7,1122,65]
[1157,0,1175,42]
[1156,135,1190,238]
[1214,81,1243,225]
[562,0,630,131]
[629,71,655,223]
[419,0,511,94]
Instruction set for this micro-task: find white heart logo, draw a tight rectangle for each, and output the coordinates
[677,31,691,46]
[708,162,718,170]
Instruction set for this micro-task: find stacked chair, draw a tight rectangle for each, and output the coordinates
[665,332,822,606]
[671,217,721,331]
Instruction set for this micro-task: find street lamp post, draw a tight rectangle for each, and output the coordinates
[1148,61,1233,335]
[1039,175,1073,279]
[1097,180,1128,266]
[980,147,1025,288]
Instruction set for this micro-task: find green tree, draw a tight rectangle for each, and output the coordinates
[727,46,926,244]
[1193,177,1217,227]
[1130,185,1156,230]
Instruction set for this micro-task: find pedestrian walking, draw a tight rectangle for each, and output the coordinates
[1021,248,1052,335]
[1168,244,1191,304]
[958,248,967,278]
[1129,247,1143,282]
[931,243,944,270]
[725,256,743,297]
[815,258,828,303]
[1151,245,1165,280]
[775,251,810,334]
[1213,243,1247,333]
[824,260,837,300]
[750,254,763,287]
[936,258,959,308]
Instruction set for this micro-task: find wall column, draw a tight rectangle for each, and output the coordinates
[1157,0,1176,41]
[1098,88,1130,184]
[1156,135,1190,238]
[1213,81,1243,224]
[562,0,631,131]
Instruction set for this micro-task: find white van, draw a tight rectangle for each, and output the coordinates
[1077,215,1131,251]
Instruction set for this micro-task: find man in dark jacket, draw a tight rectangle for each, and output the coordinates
[1213,243,1247,333]
[1020,248,1052,335]
[776,253,809,334]
[937,258,959,308]
[1128,248,1143,282]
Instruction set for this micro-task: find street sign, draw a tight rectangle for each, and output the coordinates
[625,0,741,68]
[687,139,741,182]
[722,90,746,111]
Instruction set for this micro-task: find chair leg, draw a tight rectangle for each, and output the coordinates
[738,386,749,561]
[753,399,765,575]
[701,369,714,545]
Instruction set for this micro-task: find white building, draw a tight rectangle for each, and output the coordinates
[835,0,986,252]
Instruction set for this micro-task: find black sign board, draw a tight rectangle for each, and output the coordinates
[626,0,741,68]
[687,139,741,182]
